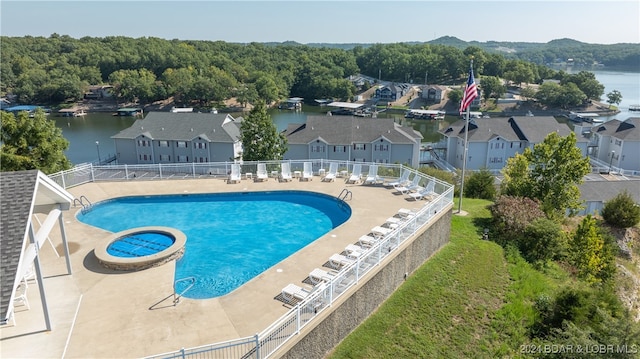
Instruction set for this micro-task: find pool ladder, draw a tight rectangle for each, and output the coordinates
[338,188,352,201]
[73,195,93,214]
[173,276,196,305]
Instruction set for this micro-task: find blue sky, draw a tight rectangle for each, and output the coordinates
[1,1,638,44]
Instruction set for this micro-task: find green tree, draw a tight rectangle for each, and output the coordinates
[465,168,496,200]
[479,76,505,101]
[1,109,72,173]
[570,215,616,284]
[601,190,640,228]
[501,132,590,219]
[606,89,623,107]
[239,102,287,161]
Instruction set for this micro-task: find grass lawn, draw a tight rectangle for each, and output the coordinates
[329,199,512,358]
[328,198,586,358]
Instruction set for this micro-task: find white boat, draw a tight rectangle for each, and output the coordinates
[630,104,640,112]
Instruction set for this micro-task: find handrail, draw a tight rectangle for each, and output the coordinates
[75,195,93,214]
[338,188,352,201]
[173,276,196,305]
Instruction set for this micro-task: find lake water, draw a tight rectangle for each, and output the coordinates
[54,69,639,165]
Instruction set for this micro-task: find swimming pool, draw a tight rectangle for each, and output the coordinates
[77,190,351,299]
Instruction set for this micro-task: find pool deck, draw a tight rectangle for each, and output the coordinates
[0,174,431,358]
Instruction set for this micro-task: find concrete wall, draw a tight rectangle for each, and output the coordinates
[277,207,453,359]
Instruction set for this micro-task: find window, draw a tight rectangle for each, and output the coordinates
[177,141,187,148]
[159,154,170,161]
[137,139,150,147]
[159,141,169,147]
[374,144,388,151]
[334,146,345,152]
[354,143,365,151]
[177,155,188,162]
[194,142,207,149]
[311,145,324,153]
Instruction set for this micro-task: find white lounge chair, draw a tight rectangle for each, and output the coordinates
[322,162,338,182]
[358,234,378,247]
[346,164,362,184]
[280,162,293,182]
[328,253,355,269]
[281,283,312,303]
[398,208,416,218]
[256,163,269,181]
[395,175,421,194]
[302,162,313,181]
[371,225,393,239]
[309,268,336,285]
[387,169,410,188]
[408,181,436,201]
[345,243,365,258]
[228,164,241,183]
[363,165,383,185]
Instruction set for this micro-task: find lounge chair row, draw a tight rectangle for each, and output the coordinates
[279,208,418,305]
[389,169,437,201]
[321,163,384,185]
[228,162,390,185]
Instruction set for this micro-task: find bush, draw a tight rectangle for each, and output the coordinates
[601,190,640,228]
[465,168,497,200]
[490,195,546,245]
[519,218,566,265]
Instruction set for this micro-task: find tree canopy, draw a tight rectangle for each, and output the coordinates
[239,102,287,161]
[1,109,72,173]
[1,35,623,110]
[501,132,591,219]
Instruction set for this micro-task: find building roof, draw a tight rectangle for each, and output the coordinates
[593,117,640,141]
[579,179,640,203]
[283,116,423,145]
[111,112,241,143]
[0,170,74,323]
[440,116,580,143]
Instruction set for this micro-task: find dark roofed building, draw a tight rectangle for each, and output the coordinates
[282,115,423,167]
[439,116,588,170]
[589,117,640,173]
[112,112,242,165]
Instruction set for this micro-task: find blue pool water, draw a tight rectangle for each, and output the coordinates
[77,190,351,299]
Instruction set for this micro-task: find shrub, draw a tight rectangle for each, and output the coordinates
[465,168,497,200]
[601,190,640,228]
[490,195,546,245]
[519,218,566,265]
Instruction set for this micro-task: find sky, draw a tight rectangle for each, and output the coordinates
[1,1,639,45]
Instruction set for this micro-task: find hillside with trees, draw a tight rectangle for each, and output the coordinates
[2,35,635,111]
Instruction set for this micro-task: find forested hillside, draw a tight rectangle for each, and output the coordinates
[1,35,636,108]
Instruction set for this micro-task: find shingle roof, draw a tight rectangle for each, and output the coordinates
[111,112,241,142]
[613,117,640,141]
[579,179,640,203]
[283,116,423,144]
[1,170,39,321]
[440,116,580,143]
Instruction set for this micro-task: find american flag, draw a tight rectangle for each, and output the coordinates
[459,63,478,113]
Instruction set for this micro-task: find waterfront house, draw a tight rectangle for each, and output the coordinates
[588,117,640,173]
[374,84,409,102]
[439,116,588,171]
[418,85,448,102]
[282,115,423,167]
[112,112,242,165]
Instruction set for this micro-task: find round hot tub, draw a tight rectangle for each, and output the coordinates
[95,226,186,271]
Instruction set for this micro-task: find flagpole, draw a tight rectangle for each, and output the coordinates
[458,105,470,213]
[457,58,474,214]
